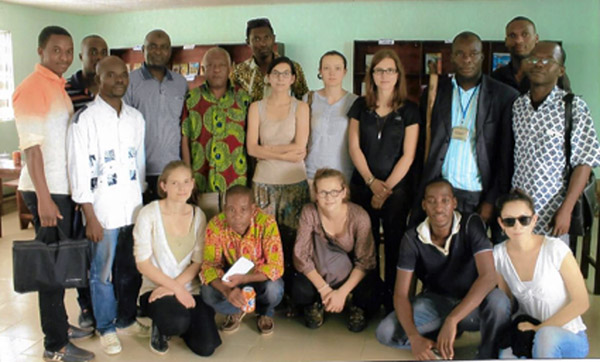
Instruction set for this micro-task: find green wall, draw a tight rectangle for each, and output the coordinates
[1,0,600,172]
[80,0,600,121]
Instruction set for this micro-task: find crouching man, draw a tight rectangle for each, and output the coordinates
[201,185,284,335]
[376,179,511,359]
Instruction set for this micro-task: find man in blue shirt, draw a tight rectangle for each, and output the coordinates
[412,31,519,231]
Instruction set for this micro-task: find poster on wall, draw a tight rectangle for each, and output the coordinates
[492,53,511,71]
[425,53,442,74]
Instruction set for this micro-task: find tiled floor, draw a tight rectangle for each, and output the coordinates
[1,198,599,361]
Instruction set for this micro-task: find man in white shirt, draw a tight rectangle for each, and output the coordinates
[68,56,148,355]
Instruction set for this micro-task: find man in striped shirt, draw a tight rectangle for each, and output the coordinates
[65,35,108,113]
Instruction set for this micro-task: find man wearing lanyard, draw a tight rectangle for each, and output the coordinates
[412,31,519,232]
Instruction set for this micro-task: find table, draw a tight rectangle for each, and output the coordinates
[0,159,22,237]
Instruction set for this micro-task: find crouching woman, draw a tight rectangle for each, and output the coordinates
[133,161,221,356]
[292,168,384,332]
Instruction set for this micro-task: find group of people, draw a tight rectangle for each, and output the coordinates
[11,13,599,362]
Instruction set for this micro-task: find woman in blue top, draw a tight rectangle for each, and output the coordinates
[304,51,358,187]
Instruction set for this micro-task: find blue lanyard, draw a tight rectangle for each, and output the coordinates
[457,85,479,121]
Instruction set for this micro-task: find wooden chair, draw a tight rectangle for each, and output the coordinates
[2,179,33,231]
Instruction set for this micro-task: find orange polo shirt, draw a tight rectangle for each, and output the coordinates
[13,64,73,194]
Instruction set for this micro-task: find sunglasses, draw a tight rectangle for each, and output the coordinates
[501,215,533,227]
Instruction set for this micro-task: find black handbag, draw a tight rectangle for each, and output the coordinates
[564,93,598,236]
[13,226,89,293]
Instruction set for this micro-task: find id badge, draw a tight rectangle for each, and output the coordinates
[451,126,469,141]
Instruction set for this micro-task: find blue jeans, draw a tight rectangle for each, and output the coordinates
[499,328,588,358]
[201,279,284,317]
[89,226,137,334]
[376,288,511,359]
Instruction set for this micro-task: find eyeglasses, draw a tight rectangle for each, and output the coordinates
[270,70,292,78]
[501,215,533,227]
[316,187,344,199]
[373,68,398,76]
[525,57,559,66]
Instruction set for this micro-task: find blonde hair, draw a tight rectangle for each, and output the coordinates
[364,49,408,110]
[313,168,350,202]
[157,160,193,199]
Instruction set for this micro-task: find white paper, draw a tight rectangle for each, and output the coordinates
[222,256,254,282]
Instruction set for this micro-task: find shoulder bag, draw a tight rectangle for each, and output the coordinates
[13,226,89,293]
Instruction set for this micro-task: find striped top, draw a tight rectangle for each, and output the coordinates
[13,64,73,194]
[441,77,482,191]
[65,70,95,113]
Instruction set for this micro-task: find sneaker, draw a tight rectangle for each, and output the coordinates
[303,302,324,329]
[117,321,150,337]
[43,342,95,362]
[220,312,245,333]
[347,305,367,332]
[100,332,122,355]
[257,315,274,335]
[68,324,94,340]
[78,309,95,329]
[149,322,169,355]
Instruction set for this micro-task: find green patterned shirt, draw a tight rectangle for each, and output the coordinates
[181,82,252,192]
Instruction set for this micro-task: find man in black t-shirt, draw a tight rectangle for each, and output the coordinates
[376,179,510,360]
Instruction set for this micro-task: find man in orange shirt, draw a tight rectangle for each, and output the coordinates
[13,25,94,362]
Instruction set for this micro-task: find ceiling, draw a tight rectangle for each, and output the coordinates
[2,0,364,14]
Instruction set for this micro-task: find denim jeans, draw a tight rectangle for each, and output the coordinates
[375,288,511,359]
[499,328,588,359]
[22,191,75,352]
[89,226,138,334]
[201,279,284,317]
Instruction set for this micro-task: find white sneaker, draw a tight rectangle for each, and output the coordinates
[100,332,122,355]
[117,321,151,337]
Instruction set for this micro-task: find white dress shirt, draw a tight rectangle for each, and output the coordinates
[68,95,146,229]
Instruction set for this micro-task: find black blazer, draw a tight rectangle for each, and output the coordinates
[410,75,519,225]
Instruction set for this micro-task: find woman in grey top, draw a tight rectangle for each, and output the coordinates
[304,51,358,185]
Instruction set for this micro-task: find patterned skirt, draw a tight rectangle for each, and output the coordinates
[252,180,310,231]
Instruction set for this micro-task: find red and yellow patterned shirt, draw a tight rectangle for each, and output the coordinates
[201,208,283,285]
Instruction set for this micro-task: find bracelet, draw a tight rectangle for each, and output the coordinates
[366,176,375,186]
[317,283,330,293]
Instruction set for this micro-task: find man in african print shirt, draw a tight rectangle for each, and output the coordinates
[201,185,284,335]
[181,47,252,199]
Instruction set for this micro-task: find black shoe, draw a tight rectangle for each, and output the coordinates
[303,302,324,329]
[43,342,95,362]
[78,308,95,329]
[347,305,367,332]
[150,322,169,355]
[68,324,94,340]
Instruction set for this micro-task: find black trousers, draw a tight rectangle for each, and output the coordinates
[71,210,93,318]
[291,271,384,317]
[139,292,222,357]
[22,192,73,352]
[350,183,409,296]
[143,175,160,205]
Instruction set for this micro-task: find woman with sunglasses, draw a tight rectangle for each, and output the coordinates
[292,168,383,332]
[348,49,419,299]
[246,56,310,290]
[494,189,589,358]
